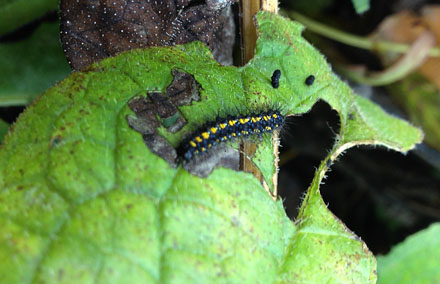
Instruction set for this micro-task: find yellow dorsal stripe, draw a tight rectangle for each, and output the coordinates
[202,132,210,139]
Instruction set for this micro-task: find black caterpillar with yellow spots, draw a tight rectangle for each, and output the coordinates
[178,110,285,163]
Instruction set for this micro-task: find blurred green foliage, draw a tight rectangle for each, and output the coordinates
[0,0,58,36]
[377,223,440,284]
[0,22,71,106]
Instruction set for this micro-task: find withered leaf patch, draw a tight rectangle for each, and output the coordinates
[60,0,235,70]
[127,69,201,167]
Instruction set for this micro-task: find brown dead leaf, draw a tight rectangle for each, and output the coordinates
[373,6,440,90]
[60,0,235,70]
[422,5,440,42]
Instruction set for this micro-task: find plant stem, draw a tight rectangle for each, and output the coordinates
[289,11,440,57]
[0,95,30,106]
[239,0,279,199]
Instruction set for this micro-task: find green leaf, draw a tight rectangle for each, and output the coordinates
[0,12,422,283]
[0,0,58,36]
[276,160,376,283]
[0,22,71,106]
[351,0,370,14]
[377,223,440,284]
[0,119,9,142]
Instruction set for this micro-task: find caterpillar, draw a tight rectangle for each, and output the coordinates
[177,70,316,164]
[178,110,285,163]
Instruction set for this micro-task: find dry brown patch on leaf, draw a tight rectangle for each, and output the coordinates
[127,70,201,166]
[126,69,241,175]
